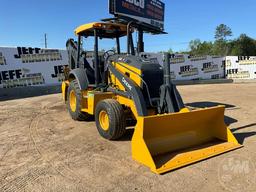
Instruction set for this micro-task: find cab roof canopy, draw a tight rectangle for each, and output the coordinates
[75,22,129,38]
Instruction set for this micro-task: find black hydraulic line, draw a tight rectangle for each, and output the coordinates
[107,87,131,98]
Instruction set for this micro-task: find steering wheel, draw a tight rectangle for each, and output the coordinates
[103,50,116,72]
[103,50,116,61]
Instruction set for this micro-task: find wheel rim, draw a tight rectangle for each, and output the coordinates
[69,90,76,112]
[99,110,109,131]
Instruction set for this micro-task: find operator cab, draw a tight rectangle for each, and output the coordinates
[66,22,129,86]
[66,20,169,108]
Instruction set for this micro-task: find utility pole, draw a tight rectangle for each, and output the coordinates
[44,33,48,48]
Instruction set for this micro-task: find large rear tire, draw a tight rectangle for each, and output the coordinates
[95,99,126,140]
[67,79,91,121]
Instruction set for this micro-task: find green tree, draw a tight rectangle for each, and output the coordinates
[158,48,174,54]
[212,41,227,56]
[196,41,214,55]
[213,24,233,56]
[230,34,256,56]
[186,24,256,56]
[189,39,201,55]
[168,48,174,54]
[188,39,214,56]
[215,24,233,41]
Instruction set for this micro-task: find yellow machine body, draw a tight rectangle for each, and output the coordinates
[63,60,242,174]
[63,22,242,174]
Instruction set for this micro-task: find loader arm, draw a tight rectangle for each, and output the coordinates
[106,55,242,174]
[107,54,186,116]
[108,62,148,116]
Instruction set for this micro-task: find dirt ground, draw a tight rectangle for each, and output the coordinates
[0,83,255,192]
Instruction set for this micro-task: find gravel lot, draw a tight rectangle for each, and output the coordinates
[0,83,255,192]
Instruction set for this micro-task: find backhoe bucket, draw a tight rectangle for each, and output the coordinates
[131,106,242,174]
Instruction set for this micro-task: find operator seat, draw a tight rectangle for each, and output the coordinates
[83,55,95,84]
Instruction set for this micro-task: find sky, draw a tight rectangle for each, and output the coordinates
[0,0,255,52]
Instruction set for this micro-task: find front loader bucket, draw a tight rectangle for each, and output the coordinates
[131,106,242,174]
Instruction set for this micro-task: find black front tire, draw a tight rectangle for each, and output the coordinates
[67,79,91,121]
[95,99,126,140]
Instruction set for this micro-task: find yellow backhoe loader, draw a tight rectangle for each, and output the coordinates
[62,20,242,174]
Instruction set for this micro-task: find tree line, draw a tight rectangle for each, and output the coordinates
[170,24,256,56]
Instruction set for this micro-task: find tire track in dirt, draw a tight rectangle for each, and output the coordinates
[0,158,43,191]
[37,102,149,191]
[0,164,49,192]
[0,99,179,191]
[28,104,85,184]
[0,143,13,162]
[0,102,86,191]
[1,99,144,191]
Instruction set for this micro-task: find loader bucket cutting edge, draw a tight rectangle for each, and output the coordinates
[131,106,242,174]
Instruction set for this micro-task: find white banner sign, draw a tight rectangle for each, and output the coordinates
[140,53,226,80]
[1,46,255,90]
[226,56,256,79]
[0,47,68,89]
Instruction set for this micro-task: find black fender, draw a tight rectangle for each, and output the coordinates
[68,68,89,90]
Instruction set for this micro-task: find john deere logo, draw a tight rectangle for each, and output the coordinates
[122,77,132,90]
